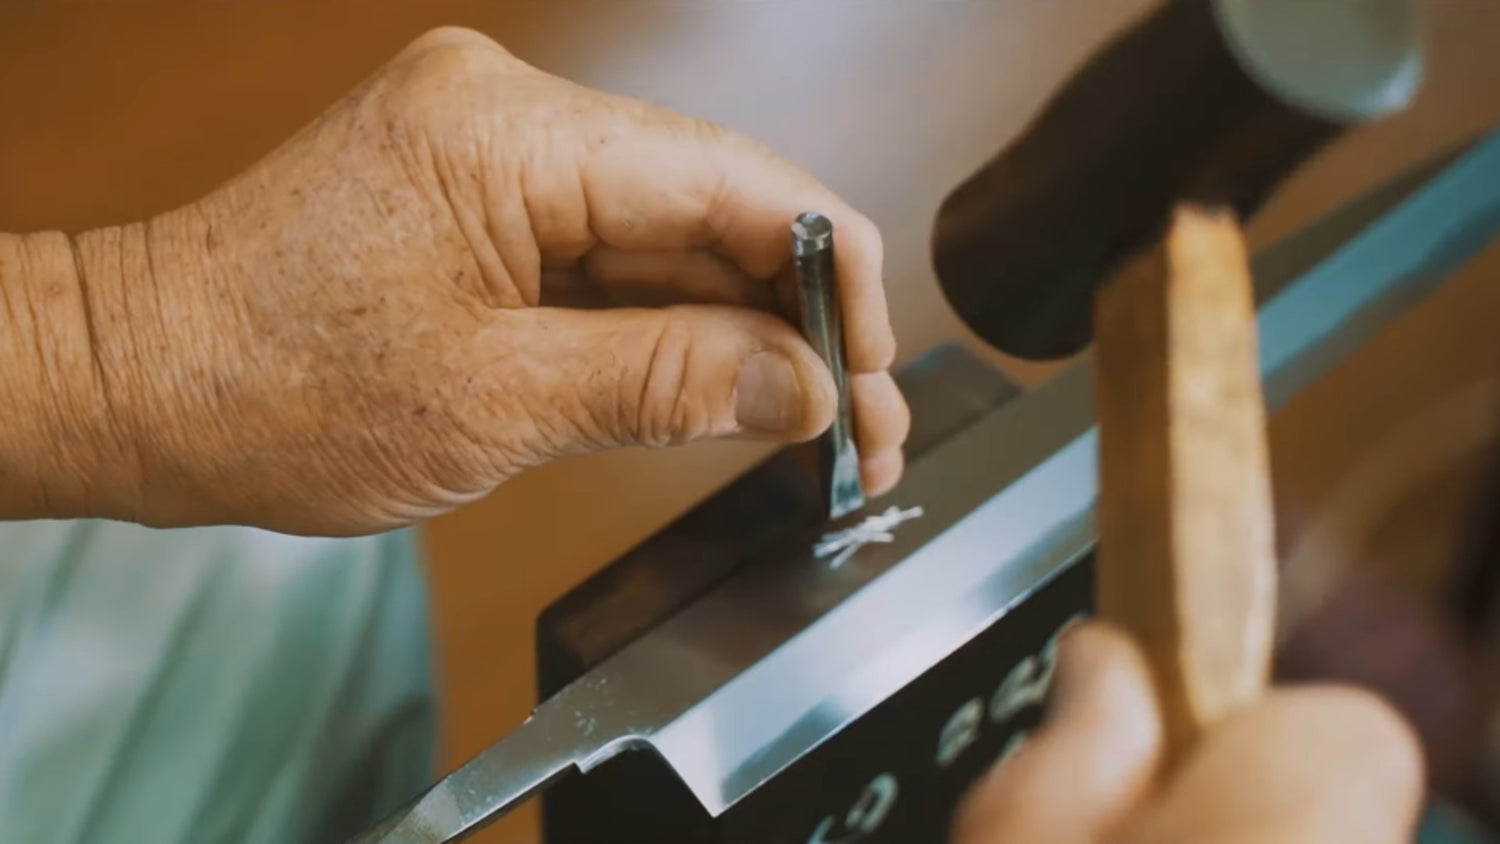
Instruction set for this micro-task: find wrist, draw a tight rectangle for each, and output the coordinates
[0,228,145,521]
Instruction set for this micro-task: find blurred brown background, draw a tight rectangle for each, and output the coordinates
[3,2,1499,842]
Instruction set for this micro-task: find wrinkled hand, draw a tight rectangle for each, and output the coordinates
[75,27,907,535]
[954,623,1424,844]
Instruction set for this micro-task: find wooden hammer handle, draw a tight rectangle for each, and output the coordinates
[1094,203,1278,763]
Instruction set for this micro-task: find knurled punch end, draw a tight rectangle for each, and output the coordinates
[792,212,834,255]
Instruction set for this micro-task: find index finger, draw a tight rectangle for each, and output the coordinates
[577,107,896,373]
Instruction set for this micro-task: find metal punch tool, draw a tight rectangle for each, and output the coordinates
[792,211,865,520]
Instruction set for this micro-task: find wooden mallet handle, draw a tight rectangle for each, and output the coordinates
[1094,203,1278,764]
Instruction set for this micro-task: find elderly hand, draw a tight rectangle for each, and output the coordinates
[5,27,907,535]
[954,623,1424,844]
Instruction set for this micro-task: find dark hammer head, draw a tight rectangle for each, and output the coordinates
[932,0,1422,361]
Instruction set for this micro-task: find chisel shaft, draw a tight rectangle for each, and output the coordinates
[792,212,865,520]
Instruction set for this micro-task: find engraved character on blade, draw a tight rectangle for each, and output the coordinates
[990,614,1084,724]
[806,773,900,844]
[936,699,985,767]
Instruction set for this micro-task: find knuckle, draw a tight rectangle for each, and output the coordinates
[626,313,697,448]
[404,26,508,60]
[845,210,884,259]
[694,123,747,234]
[1295,685,1406,731]
[708,119,768,162]
[891,386,913,441]
[868,337,898,375]
[1272,684,1425,784]
[391,28,520,102]
[1324,686,1423,764]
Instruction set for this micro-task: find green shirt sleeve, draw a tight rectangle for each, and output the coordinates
[0,519,435,844]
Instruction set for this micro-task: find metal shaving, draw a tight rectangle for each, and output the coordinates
[814,505,925,569]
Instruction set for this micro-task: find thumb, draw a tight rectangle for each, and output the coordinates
[498,304,836,454]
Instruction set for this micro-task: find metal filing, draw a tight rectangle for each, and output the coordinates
[792,212,866,520]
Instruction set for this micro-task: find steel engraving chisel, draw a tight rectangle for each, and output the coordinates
[792,212,865,520]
